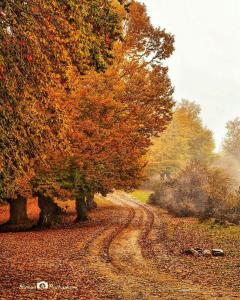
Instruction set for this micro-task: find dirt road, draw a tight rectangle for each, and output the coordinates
[0,192,238,299]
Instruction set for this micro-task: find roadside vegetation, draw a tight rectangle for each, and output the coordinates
[147,101,240,225]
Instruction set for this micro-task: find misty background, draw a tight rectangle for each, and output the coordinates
[140,0,240,151]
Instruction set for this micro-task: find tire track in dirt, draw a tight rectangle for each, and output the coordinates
[100,205,135,263]
[97,194,185,299]
[1,192,234,299]
[79,194,158,299]
[70,192,232,299]
[106,193,164,276]
[71,200,135,263]
[70,198,137,299]
[104,193,231,299]
[116,192,155,259]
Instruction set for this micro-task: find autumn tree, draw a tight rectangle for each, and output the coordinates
[53,68,151,221]
[146,100,215,178]
[0,0,175,226]
[58,0,175,221]
[0,0,125,227]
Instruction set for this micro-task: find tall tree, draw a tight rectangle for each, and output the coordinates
[0,0,125,226]
[63,1,175,220]
[147,100,215,177]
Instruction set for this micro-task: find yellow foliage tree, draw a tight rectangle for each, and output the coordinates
[146,100,215,177]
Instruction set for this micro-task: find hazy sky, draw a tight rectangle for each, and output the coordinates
[140,0,240,150]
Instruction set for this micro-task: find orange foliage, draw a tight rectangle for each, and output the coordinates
[0,0,125,199]
[0,1,174,203]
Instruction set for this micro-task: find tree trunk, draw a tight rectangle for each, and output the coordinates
[7,195,29,225]
[37,194,62,227]
[75,195,88,222]
[86,193,97,210]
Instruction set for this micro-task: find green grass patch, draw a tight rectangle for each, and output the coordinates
[130,189,153,203]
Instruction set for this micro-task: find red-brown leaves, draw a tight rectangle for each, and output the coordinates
[0,65,4,80]
[26,55,33,63]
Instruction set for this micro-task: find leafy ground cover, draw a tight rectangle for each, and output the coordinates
[0,193,240,299]
[153,208,240,294]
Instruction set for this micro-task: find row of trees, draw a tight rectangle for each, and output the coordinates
[0,1,175,228]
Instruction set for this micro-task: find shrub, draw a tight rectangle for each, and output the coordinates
[149,160,240,223]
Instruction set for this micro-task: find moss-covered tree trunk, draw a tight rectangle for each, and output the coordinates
[37,194,62,227]
[75,195,88,222]
[6,195,29,225]
[86,193,97,210]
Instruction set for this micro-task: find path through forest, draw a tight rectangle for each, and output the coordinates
[0,192,238,299]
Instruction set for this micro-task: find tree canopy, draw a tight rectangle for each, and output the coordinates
[146,100,215,177]
[0,0,126,198]
[0,1,175,226]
